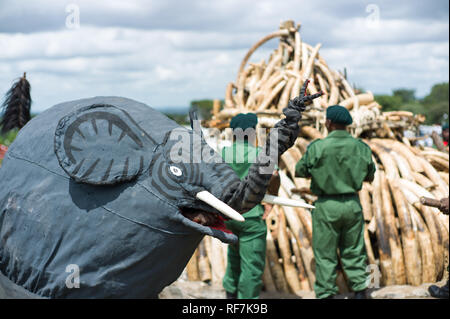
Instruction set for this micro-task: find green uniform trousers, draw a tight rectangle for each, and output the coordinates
[222,217,267,299]
[312,194,368,299]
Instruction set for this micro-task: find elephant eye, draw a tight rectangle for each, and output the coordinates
[169,165,183,177]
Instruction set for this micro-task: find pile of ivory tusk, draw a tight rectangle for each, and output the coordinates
[183,20,449,295]
[208,20,424,139]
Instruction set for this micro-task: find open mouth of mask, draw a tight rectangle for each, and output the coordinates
[180,207,233,234]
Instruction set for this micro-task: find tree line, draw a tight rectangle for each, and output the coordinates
[168,82,449,126]
[2,83,448,146]
[374,82,448,125]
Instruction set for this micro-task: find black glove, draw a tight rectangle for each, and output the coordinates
[275,79,323,154]
[283,79,324,124]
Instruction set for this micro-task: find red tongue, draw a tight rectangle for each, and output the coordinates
[210,215,234,234]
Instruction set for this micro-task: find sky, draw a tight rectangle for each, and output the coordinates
[0,0,448,112]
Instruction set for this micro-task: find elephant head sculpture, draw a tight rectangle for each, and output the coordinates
[0,84,321,298]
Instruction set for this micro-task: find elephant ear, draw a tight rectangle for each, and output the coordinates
[54,104,155,185]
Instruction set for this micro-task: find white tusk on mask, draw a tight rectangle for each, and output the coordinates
[262,194,315,209]
[196,191,245,222]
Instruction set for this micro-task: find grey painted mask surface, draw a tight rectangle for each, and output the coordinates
[0,97,249,298]
[0,88,319,298]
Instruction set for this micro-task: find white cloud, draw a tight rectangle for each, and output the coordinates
[0,26,253,111]
[321,40,449,96]
[0,0,448,113]
[331,17,449,45]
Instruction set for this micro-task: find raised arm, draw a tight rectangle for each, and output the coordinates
[224,80,323,212]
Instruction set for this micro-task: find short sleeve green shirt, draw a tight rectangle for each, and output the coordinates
[295,130,376,196]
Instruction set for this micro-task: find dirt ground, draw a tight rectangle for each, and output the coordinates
[159,278,448,299]
[0,276,445,299]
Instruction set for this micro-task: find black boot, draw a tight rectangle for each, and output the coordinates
[428,280,449,299]
[354,289,368,299]
[226,291,237,299]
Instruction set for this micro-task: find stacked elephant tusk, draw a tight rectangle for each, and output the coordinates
[210,20,424,139]
[184,20,449,295]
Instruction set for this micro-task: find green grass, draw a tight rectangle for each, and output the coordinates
[0,128,18,165]
[0,128,18,147]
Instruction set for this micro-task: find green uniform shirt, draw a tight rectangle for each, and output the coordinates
[295,130,376,196]
[221,140,264,218]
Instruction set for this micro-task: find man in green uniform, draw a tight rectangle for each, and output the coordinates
[295,105,376,299]
[221,113,279,299]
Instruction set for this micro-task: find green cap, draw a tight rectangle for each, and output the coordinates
[229,113,258,130]
[326,105,353,125]
[442,123,449,131]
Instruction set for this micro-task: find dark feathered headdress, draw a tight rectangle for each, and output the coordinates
[1,72,32,135]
